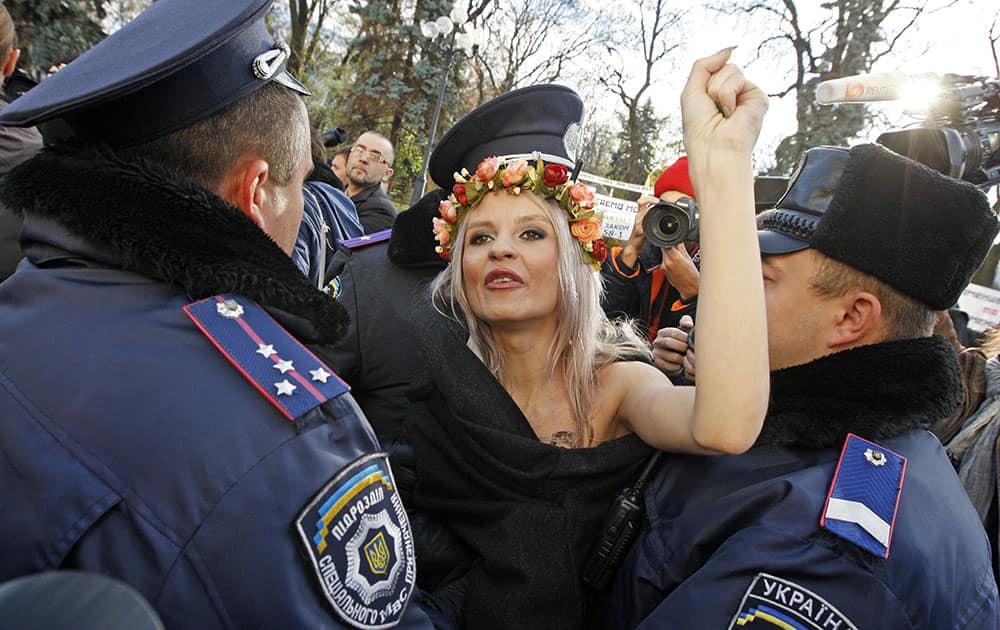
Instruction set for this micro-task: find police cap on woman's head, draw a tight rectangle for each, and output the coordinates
[756,143,998,310]
[0,0,309,147]
[428,84,584,190]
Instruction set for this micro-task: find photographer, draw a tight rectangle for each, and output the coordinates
[601,156,700,380]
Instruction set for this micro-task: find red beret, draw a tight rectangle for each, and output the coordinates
[653,156,695,199]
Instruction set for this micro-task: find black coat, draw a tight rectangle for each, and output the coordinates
[407,306,652,630]
[350,183,397,233]
[322,190,448,494]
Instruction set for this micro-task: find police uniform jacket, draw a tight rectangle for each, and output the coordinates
[321,190,449,495]
[601,336,999,629]
[0,146,435,630]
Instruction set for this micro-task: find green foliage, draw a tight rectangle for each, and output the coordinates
[7,0,107,77]
[609,99,663,190]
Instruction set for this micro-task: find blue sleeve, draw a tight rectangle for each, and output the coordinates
[295,182,365,285]
[604,524,994,630]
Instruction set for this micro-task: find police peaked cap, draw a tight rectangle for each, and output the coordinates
[757,144,998,310]
[0,0,309,147]
[428,84,584,190]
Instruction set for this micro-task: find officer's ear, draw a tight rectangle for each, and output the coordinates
[219,156,269,231]
[2,49,20,79]
[826,290,883,349]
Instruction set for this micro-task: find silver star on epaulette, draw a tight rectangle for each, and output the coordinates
[864,448,887,467]
[273,359,294,374]
[310,367,331,383]
[275,379,296,396]
[217,299,244,319]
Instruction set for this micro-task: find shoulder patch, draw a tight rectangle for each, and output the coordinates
[343,229,392,249]
[820,433,906,559]
[296,452,416,629]
[325,275,343,299]
[184,295,350,421]
[729,573,857,630]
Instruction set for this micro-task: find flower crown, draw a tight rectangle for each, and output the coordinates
[433,155,608,270]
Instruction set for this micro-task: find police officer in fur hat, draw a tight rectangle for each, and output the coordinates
[600,144,999,628]
[0,1,436,627]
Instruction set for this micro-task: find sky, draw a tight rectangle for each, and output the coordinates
[579,0,1000,174]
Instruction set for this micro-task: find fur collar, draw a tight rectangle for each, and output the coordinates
[0,144,348,343]
[757,335,963,449]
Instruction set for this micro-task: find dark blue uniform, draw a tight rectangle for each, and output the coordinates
[0,148,436,629]
[602,338,999,629]
[0,0,438,626]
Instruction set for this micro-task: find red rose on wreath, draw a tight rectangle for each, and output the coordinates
[453,183,468,205]
[543,164,569,187]
[591,239,607,263]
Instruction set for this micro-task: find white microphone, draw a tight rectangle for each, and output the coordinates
[816,72,919,104]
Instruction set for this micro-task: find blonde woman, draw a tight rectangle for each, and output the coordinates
[408,49,769,628]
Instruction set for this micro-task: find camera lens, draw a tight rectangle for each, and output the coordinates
[657,215,681,236]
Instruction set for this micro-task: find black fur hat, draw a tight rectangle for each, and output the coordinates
[757,144,998,310]
[388,188,450,268]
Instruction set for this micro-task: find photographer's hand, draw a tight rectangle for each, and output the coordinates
[621,195,659,268]
[652,315,694,377]
[659,244,699,300]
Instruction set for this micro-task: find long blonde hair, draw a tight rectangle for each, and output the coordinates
[432,189,650,445]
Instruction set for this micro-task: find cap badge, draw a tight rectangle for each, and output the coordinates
[864,448,887,467]
[253,40,291,81]
[216,299,244,319]
[563,121,581,161]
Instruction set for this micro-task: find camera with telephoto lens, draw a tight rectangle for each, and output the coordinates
[642,196,699,249]
[320,127,348,148]
[819,73,1000,188]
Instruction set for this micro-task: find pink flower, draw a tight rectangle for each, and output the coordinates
[439,199,458,224]
[475,156,501,182]
[568,182,595,209]
[432,217,451,246]
[543,164,569,187]
[502,159,530,187]
[570,217,602,243]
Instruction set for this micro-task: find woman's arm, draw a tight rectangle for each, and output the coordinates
[615,49,770,455]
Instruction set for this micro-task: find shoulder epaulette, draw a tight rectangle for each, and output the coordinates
[342,229,392,249]
[820,433,906,558]
[184,295,349,421]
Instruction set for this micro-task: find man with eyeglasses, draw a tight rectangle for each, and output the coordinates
[345,130,397,233]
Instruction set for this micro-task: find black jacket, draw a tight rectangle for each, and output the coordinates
[350,183,397,233]
[600,242,697,342]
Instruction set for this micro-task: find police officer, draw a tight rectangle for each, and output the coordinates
[321,189,447,493]
[601,144,999,628]
[0,1,436,627]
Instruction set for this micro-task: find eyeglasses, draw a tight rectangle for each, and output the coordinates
[350,146,390,165]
